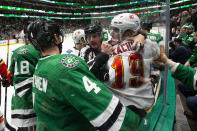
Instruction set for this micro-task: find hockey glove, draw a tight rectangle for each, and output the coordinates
[0,60,8,77]
[7,72,13,85]
[2,76,10,87]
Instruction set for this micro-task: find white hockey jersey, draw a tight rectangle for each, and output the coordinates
[105,40,159,110]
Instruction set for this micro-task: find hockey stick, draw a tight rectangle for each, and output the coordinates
[4,36,16,131]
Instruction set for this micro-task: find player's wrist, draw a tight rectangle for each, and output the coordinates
[166,59,179,73]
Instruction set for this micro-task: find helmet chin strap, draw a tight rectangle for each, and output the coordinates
[119,30,124,42]
[57,44,62,54]
[55,35,63,54]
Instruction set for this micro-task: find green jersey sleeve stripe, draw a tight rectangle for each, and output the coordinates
[90,95,119,127]
[12,113,36,120]
[11,109,36,127]
[193,72,197,90]
[12,109,35,115]
[11,116,36,127]
[108,107,126,131]
[16,83,32,97]
[97,101,123,131]
[15,77,33,97]
[15,77,33,89]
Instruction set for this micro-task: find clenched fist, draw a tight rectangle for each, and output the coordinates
[101,42,113,55]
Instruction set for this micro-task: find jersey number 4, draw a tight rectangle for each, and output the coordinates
[83,76,101,94]
[111,53,144,89]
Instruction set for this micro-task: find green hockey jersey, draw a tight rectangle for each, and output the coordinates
[147,32,163,46]
[9,45,41,127]
[33,54,140,131]
[167,59,197,90]
[184,32,196,50]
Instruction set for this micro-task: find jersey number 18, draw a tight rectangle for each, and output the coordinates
[14,61,30,75]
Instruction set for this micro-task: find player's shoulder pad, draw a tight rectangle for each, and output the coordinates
[15,45,38,55]
[60,54,80,68]
[15,45,29,55]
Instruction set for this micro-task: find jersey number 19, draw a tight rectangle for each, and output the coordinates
[111,53,144,89]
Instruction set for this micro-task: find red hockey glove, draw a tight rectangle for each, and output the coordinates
[0,60,8,77]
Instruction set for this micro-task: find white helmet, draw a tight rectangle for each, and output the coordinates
[110,13,141,40]
[72,29,86,44]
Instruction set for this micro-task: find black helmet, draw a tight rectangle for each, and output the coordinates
[27,19,63,52]
[85,23,102,39]
[24,21,32,38]
[141,23,152,32]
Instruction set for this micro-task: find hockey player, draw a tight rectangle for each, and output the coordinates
[29,19,142,130]
[66,29,86,56]
[80,22,146,65]
[103,13,158,111]
[8,22,42,130]
[79,22,146,82]
[72,29,86,50]
[0,57,9,130]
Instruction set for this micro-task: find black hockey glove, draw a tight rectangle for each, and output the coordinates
[2,76,10,87]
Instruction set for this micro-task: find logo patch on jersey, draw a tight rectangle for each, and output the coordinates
[61,55,79,68]
[16,47,29,54]
[66,49,73,54]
